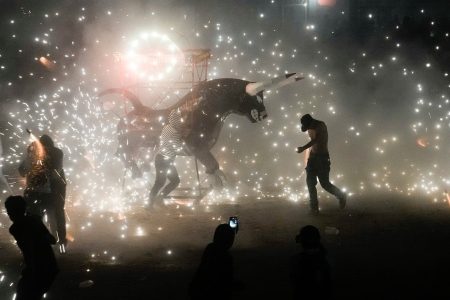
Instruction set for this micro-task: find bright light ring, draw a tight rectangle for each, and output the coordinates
[124,32,183,82]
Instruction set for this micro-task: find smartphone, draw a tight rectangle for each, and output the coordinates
[229,216,239,233]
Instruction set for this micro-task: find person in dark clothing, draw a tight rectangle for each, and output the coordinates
[39,135,67,247]
[189,224,238,300]
[290,225,331,300]
[19,135,67,246]
[297,114,346,214]
[5,195,59,300]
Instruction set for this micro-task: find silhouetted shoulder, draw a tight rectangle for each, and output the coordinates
[317,120,327,129]
[55,147,63,156]
[12,216,55,243]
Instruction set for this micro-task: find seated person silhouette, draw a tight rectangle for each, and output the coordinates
[290,225,331,300]
[189,224,239,300]
[5,195,59,300]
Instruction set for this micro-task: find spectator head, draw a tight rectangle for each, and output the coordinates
[296,225,321,249]
[213,224,235,250]
[300,114,314,132]
[39,134,54,149]
[5,195,26,222]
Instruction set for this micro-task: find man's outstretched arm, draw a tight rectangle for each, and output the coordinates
[297,140,316,153]
[297,130,316,153]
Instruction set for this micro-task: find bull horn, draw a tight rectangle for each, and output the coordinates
[245,73,304,96]
[98,88,144,109]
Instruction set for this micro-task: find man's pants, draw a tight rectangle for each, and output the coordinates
[149,154,180,205]
[306,154,344,210]
[25,190,66,244]
[47,193,66,244]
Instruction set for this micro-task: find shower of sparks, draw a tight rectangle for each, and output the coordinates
[0,4,448,211]
[0,2,450,298]
[0,5,448,208]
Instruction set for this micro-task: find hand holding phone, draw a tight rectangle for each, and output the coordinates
[229,216,239,233]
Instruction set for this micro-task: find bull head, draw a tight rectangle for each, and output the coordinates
[242,73,304,123]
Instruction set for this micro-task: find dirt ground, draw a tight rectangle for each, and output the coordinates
[1,194,450,300]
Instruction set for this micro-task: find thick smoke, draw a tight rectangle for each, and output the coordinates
[0,0,449,208]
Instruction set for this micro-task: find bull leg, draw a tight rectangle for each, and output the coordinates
[195,149,219,174]
[195,150,226,189]
[117,136,142,178]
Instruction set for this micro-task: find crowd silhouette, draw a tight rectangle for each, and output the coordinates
[5,191,331,299]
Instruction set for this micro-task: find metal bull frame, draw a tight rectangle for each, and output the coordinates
[114,48,212,202]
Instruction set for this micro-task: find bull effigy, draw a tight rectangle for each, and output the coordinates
[100,73,303,206]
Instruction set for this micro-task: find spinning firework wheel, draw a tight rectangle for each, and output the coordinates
[113,46,211,110]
